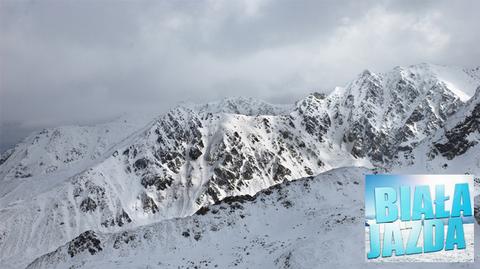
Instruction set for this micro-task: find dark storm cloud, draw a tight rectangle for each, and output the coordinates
[1,0,479,151]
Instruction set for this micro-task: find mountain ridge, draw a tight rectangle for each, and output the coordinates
[1,63,480,268]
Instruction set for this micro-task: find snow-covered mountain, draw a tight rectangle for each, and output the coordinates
[25,167,480,269]
[1,63,479,268]
[0,96,366,268]
[326,63,479,165]
[0,114,153,195]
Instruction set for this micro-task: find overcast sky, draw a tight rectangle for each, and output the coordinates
[1,0,479,152]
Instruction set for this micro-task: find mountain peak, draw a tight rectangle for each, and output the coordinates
[360,69,373,77]
[179,96,292,116]
[408,63,478,101]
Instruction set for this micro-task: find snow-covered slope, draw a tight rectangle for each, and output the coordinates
[25,167,370,269]
[26,167,480,269]
[0,114,152,182]
[0,115,154,268]
[429,65,480,101]
[1,63,479,268]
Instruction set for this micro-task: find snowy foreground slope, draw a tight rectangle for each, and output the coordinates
[1,63,480,268]
[26,167,480,269]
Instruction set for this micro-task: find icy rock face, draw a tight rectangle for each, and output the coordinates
[66,231,103,258]
[293,93,331,143]
[114,102,349,217]
[327,64,467,165]
[1,64,480,268]
[432,87,480,160]
[395,86,480,172]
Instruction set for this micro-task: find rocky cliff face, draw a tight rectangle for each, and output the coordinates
[432,87,480,160]
[326,64,468,165]
[1,63,479,268]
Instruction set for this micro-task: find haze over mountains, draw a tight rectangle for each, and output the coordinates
[1,63,479,268]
